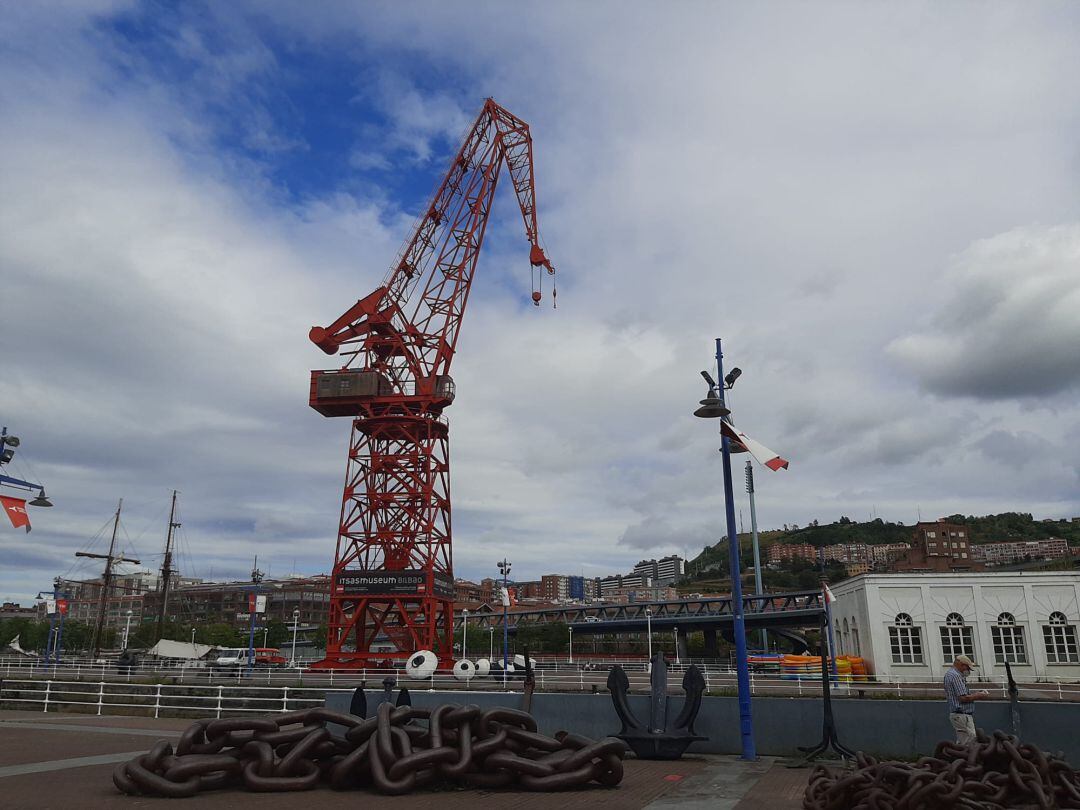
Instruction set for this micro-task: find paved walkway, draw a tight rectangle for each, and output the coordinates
[0,711,809,809]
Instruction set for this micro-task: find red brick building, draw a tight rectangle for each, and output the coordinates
[893,519,982,573]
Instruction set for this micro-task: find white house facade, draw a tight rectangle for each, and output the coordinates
[828,572,1080,682]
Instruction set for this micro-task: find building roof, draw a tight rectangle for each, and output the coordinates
[146,639,215,659]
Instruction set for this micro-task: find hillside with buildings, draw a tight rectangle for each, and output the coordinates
[681,513,1079,593]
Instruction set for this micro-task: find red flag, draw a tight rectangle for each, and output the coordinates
[56,598,69,616]
[0,496,31,532]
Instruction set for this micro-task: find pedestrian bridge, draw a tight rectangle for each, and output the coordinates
[457,589,825,634]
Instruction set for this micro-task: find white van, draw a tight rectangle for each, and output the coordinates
[209,648,250,670]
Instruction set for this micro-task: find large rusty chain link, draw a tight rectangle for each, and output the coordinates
[804,729,1080,810]
[113,703,628,797]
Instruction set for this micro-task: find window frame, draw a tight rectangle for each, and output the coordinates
[1043,612,1080,664]
[991,612,1027,665]
[889,612,923,664]
[940,612,975,664]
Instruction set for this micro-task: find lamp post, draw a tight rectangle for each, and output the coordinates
[674,624,680,665]
[291,609,301,666]
[497,558,511,687]
[39,579,63,665]
[191,627,196,646]
[121,610,133,650]
[746,461,767,651]
[462,608,469,660]
[488,626,494,661]
[695,337,756,760]
[247,561,264,676]
[263,627,269,648]
[646,608,653,668]
[1,427,54,509]
[568,625,574,664]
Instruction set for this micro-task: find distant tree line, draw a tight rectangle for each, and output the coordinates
[1,616,328,654]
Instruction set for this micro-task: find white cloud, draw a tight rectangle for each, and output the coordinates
[3,2,1080,605]
[888,225,1080,399]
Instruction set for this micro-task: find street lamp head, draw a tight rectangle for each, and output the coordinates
[30,488,53,507]
[694,389,731,419]
[724,367,742,387]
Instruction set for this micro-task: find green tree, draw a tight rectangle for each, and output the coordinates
[1,618,51,652]
[264,620,288,647]
[195,623,243,647]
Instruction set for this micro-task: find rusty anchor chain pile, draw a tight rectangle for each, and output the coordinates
[803,730,1080,810]
[113,703,628,797]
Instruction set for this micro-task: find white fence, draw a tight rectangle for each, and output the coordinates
[0,678,337,718]
[3,669,1080,715]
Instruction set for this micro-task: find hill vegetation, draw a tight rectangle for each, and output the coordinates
[680,512,1079,593]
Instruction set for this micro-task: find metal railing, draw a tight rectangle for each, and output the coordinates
[3,655,1080,702]
[0,678,333,718]
[3,669,1080,716]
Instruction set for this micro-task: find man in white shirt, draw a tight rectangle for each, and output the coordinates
[943,654,988,744]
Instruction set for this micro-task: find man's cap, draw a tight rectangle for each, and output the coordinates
[955,655,977,668]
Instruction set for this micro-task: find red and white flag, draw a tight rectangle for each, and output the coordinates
[0,496,31,532]
[823,583,836,604]
[719,422,789,471]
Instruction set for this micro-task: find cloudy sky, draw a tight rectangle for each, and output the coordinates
[3,2,1080,605]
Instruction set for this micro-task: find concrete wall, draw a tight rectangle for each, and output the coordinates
[327,690,1080,764]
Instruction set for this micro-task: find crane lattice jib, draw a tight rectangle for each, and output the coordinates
[307,99,553,669]
[309,99,553,390]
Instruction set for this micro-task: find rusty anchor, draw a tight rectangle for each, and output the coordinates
[607,651,708,759]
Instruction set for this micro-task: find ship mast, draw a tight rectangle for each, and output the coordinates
[156,490,180,641]
[76,498,140,659]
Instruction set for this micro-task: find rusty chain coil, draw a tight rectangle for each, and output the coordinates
[803,729,1080,810]
[113,703,627,797]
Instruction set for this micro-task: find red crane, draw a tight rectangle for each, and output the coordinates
[309,99,555,669]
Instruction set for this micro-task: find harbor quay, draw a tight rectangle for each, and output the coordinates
[0,707,807,809]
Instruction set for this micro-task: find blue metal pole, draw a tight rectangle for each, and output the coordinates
[715,337,756,760]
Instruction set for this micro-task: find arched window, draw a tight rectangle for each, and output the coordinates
[835,620,844,655]
[842,618,850,656]
[851,616,861,656]
[992,612,1026,664]
[1044,612,1079,664]
[940,612,974,664]
[889,613,922,664]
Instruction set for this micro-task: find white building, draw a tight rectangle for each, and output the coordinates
[829,572,1080,681]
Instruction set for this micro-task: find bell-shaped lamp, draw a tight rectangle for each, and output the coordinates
[694,390,731,419]
[30,488,53,507]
